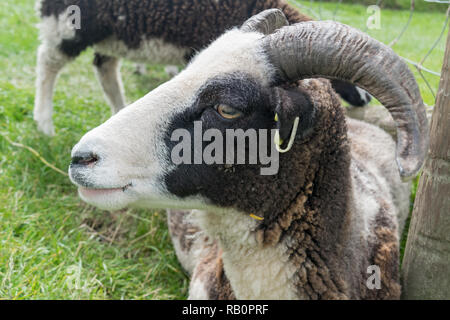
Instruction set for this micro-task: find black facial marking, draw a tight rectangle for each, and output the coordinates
[163,73,317,217]
[163,73,275,196]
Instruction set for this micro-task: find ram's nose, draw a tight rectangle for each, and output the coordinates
[70,151,100,168]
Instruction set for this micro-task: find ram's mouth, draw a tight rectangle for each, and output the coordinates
[78,183,132,198]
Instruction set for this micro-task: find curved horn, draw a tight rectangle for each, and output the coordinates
[261,21,429,180]
[241,8,289,35]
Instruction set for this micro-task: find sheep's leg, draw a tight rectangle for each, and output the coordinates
[167,209,207,276]
[189,244,236,300]
[93,53,126,114]
[167,210,235,299]
[34,44,70,136]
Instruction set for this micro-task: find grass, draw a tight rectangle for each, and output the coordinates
[0,0,446,299]
[0,0,187,299]
[318,0,450,12]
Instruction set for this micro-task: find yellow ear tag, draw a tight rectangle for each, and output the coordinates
[274,116,300,153]
[249,213,264,221]
[274,113,284,146]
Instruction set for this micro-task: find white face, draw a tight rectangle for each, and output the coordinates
[69,29,274,211]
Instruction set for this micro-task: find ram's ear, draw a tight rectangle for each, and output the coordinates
[273,86,316,144]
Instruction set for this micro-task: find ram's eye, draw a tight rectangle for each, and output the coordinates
[215,104,243,119]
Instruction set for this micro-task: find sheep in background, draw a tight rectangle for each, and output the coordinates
[34,0,371,136]
[68,10,428,299]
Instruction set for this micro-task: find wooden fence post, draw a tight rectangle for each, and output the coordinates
[401,28,450,299]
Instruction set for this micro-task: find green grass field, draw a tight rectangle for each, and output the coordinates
[0,0,447,299]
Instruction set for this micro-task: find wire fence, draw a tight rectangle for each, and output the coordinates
[288,0,450,107]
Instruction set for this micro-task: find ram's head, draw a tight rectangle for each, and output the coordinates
[69,9,428,214]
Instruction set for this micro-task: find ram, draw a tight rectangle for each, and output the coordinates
[68,10,428,299]
[35,0,371,136]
